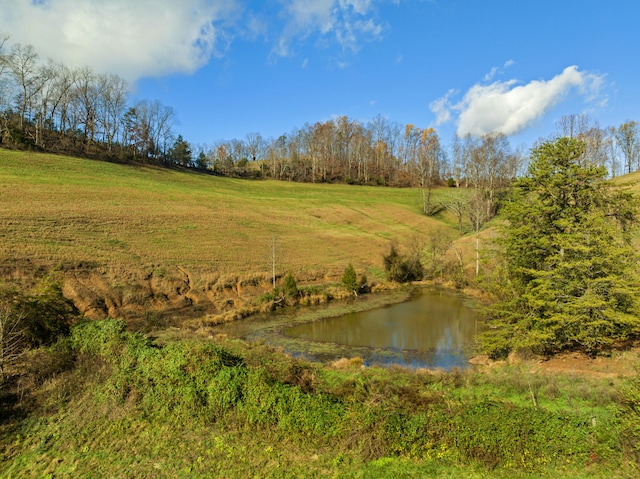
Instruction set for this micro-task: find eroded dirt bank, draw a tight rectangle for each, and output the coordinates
[0,259,356,327]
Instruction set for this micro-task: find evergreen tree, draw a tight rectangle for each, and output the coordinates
[195,151,208,169]
[168,135,192,166]
[482,137,640,357]
[341,263,358,295]
[282,273,298,301]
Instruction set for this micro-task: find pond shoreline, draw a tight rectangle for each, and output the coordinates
[209,284,481,370]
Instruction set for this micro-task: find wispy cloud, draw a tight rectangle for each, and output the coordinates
[430,65,607,137]
[0,0,239,84]
[483,59,515,82]
[271,0,386,58]
[429,89,457,125]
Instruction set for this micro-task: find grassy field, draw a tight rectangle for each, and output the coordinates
[0,149,481,322]
[0,149,467,279]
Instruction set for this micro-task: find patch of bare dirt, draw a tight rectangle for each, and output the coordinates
[471,349,640,379]
[532,350,639,378]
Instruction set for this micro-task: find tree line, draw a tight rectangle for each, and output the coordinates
[1,36,639,189]
[0,36,188,163]
[206,113,639,184]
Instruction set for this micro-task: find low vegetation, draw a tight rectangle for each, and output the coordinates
[1,318,639,478]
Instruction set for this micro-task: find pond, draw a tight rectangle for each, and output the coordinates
[283,288,479,369]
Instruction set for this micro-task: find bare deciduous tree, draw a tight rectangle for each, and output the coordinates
[7,43,44,129]
[0,302,26,381]
[615,121,639,174]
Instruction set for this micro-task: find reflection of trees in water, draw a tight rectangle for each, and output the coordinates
[287,290,477,360]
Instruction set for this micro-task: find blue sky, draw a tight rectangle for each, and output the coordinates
[1,0,639,150]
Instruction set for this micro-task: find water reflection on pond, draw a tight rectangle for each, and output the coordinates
[284,288,478,369]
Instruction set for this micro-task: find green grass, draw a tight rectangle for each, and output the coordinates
[1,321,638,478]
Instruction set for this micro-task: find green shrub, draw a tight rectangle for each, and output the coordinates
[341,263,358,294]
[382,244,423,283]
[70,318,127,358]
[282,272,299,301]
[207,365,247,420]
[448,400,591,469]
[237,367,282,426]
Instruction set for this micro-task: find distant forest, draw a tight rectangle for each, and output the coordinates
[1,36,638,189]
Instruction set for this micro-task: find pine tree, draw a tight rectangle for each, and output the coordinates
[169,135,192,166]
[341,263,358,295]
[481,137,640,357]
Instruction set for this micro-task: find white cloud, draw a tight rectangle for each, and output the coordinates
[272,0,385,58]
[483,59,515,82]
[430,65,607,137]
[0,0,393,82]
[0,0,238,84]
[429,89,456,125]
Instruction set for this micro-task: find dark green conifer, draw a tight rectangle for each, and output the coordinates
[482,137,640,357]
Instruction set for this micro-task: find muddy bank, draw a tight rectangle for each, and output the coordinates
[0,259,395,329]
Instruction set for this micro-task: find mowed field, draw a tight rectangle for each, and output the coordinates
[0,149,464,284]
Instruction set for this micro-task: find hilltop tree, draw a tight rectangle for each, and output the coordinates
[482,137,640,357]
[615,121,639,174]
[169,134,192,166]
[7,43,44,130]
[415,127,443,215]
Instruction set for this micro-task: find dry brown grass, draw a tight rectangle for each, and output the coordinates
[1,150,463,279]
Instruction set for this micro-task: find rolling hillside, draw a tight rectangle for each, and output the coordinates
[0,149,465,322]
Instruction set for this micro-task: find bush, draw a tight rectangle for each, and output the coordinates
[382,244,423,283]
[341,264,358,295]
[70,318,127,359]
[259,273,300,309]
[0,279,77,378]
[282,272,299,301]
[0,278,77,349]
[206,365,247,420]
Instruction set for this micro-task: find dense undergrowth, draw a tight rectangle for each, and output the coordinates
[1,319,639,478]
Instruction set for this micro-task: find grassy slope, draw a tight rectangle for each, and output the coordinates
[0,149,463,280]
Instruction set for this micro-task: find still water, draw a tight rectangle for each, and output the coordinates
[284,288,479,369]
